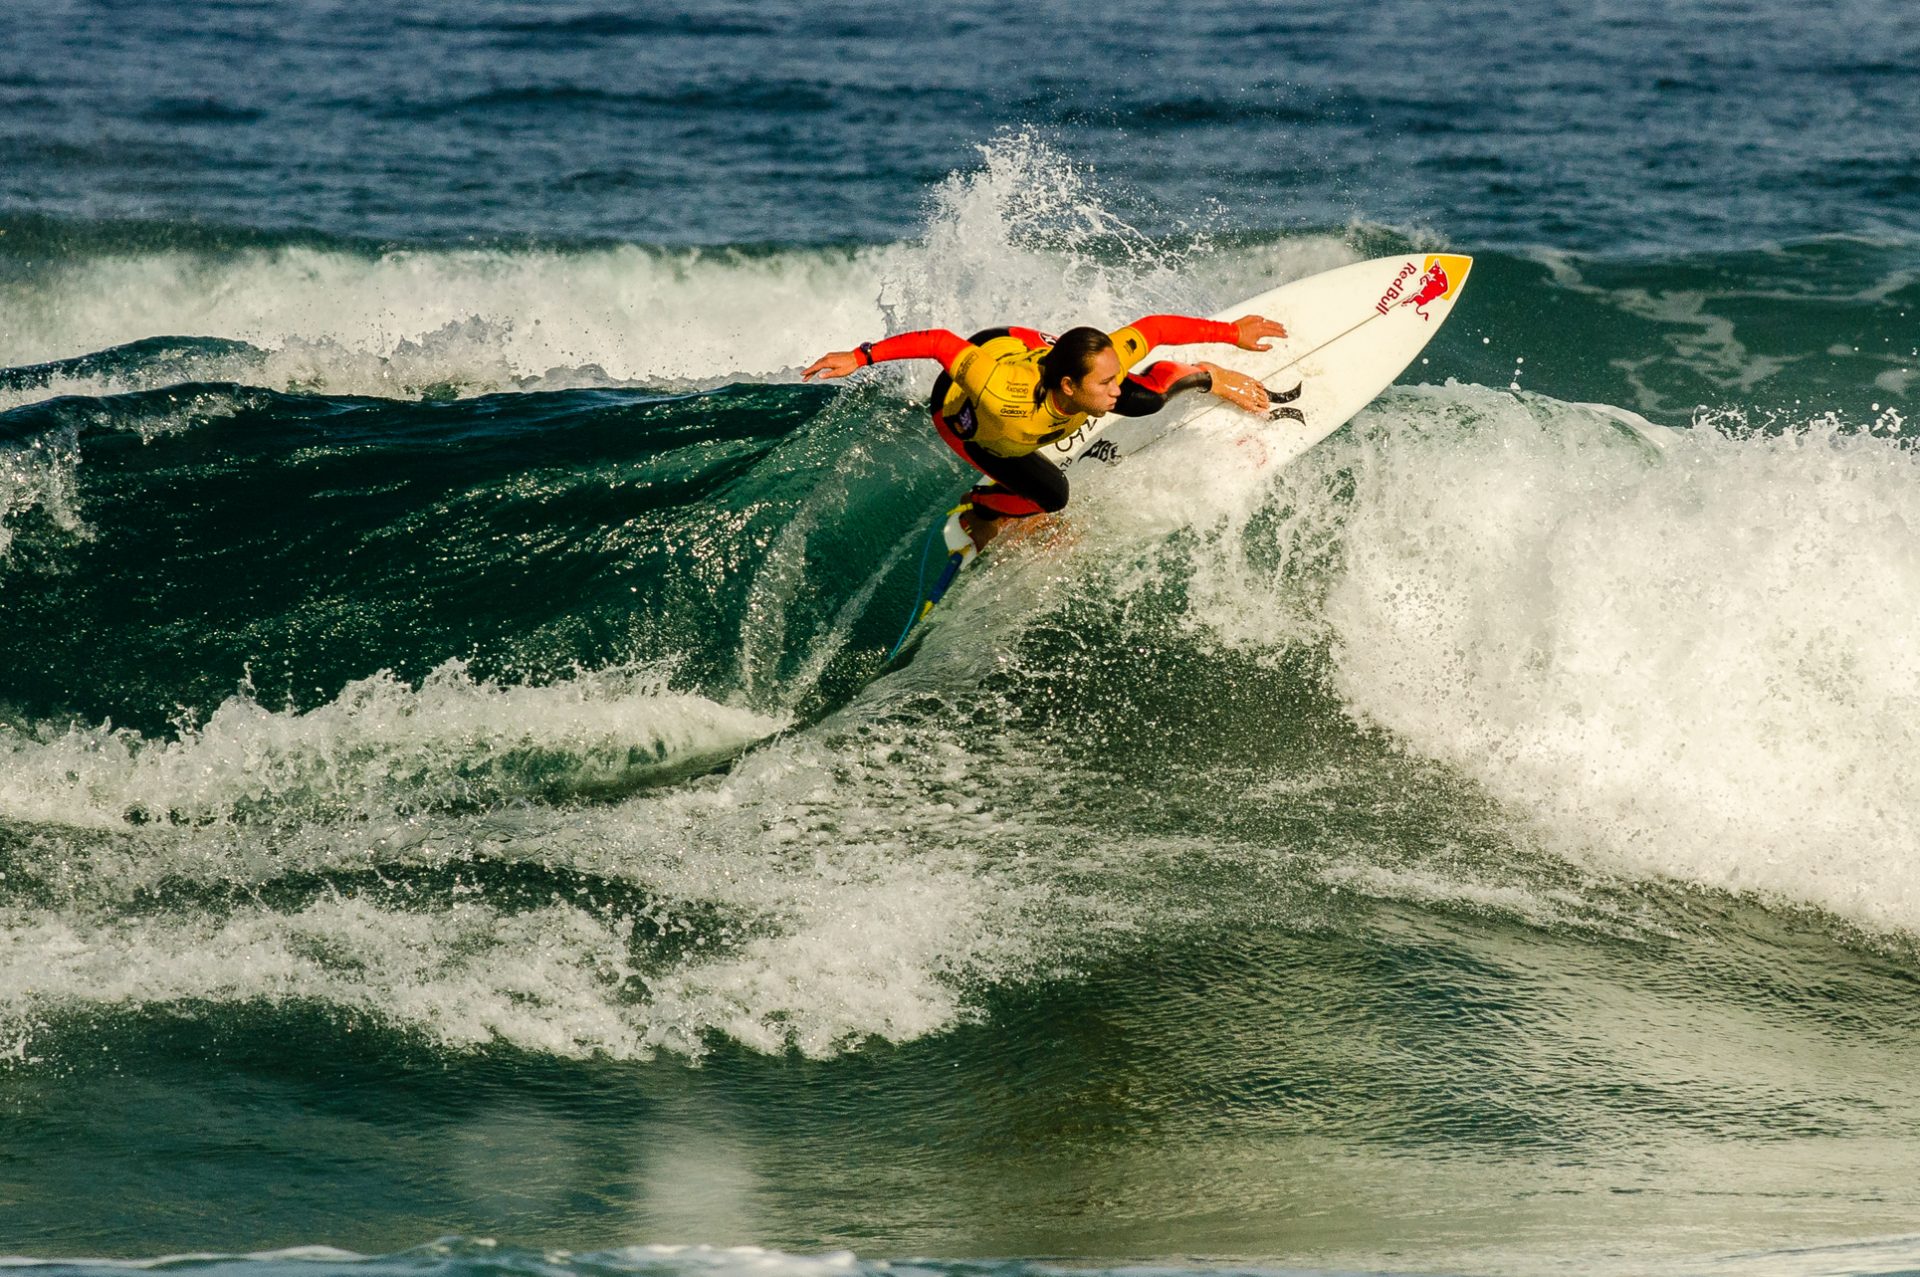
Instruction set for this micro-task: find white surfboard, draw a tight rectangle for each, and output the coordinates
[1048,250,1473,473]
[886,251,1472,661]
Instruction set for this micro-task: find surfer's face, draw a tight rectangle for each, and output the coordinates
[1060,347,1123,416]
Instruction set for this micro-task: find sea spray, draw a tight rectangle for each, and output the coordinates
[0,138,1362,414]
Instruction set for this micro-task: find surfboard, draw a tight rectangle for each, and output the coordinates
[887,251,1474,659]
[1051,251,1474,471]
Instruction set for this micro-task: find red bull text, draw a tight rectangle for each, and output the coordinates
[1374,261,1419,314]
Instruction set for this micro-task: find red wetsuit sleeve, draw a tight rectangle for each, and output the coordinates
[865,329,970,371]
[1126,315,1240,348]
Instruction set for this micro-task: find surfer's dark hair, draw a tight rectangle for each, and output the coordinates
[1039,327,1114,391]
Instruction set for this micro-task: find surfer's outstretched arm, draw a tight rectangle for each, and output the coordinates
[802,330,974,381]
[1113,314,1286,355]
[1109,313,1289,415]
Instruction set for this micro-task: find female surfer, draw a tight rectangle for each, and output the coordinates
[802,313,1286,551]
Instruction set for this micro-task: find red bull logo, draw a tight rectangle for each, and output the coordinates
[1378,254,1472,320]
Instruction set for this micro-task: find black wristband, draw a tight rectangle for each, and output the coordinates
[858,341,875,367]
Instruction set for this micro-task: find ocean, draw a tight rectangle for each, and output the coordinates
[4,1,1920,1274]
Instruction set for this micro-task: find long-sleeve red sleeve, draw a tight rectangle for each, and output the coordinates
[865,329,970,369]
[1126,315,1240,348]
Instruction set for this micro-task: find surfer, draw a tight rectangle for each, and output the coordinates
[802,314,1286,551]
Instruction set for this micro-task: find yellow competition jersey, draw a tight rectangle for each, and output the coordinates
[939,325,1154,457]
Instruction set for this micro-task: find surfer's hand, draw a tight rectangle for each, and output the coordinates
[1199,362,1270,413]
[802,351,863,380]
[1230,315,1287,351]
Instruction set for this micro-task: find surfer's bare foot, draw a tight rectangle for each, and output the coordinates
[960,507,999,553]
[1198,362,1271,413]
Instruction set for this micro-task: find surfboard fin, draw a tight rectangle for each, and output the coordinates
[886,502,979,663]
[940,502,979,564]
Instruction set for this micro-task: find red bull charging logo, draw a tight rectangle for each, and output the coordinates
[1375,254,1471,320]
[1403,261,1449,319]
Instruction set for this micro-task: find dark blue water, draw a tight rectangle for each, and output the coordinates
[4,4,1920,1276]
[5,0,1917,250]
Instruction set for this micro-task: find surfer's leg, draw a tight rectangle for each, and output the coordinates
[950,366,1213,546]
[932,404,1064,550]
[964,449,1066,515]
[958,449,1066,551]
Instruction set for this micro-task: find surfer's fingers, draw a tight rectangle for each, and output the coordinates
[802,353,851,380]
[1230,315,1286,350]
[1208,367,1268,411]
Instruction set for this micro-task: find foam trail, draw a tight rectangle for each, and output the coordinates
[0,712,1044,1062]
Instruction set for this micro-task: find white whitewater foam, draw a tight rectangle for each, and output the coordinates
[0,659,785,830]
[0,675,1043,1061]
[0,897,656,1056]
[1158,383,1920,936]
[0,136,1357,411]
[0,244,892,410]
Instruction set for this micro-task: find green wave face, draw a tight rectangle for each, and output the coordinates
[0,381,917,733]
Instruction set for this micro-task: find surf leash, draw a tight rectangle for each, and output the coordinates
[886,516,948,663]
